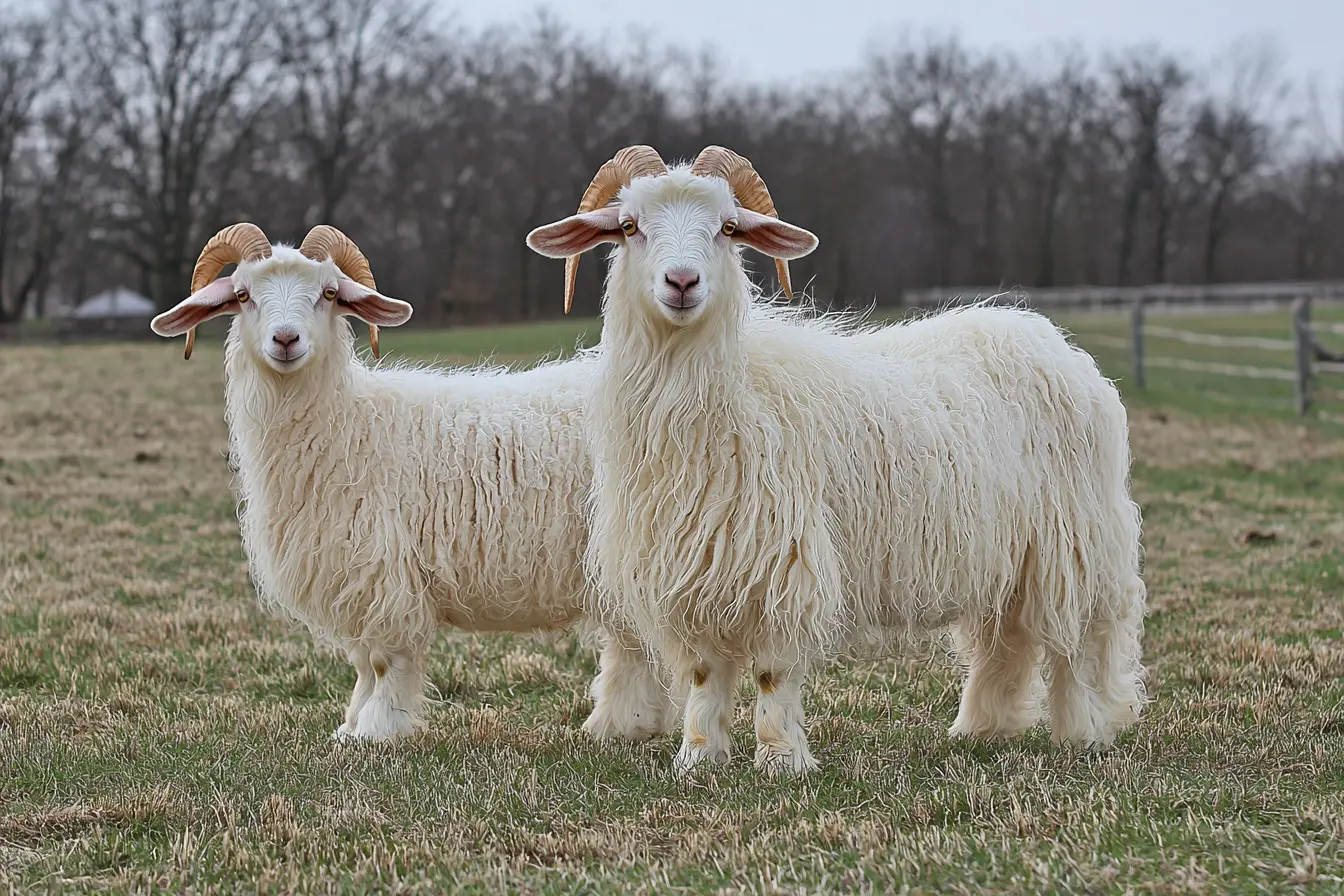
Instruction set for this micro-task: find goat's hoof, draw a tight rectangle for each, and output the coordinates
[673,742,730,777]
[948,719,987,740]
[949,712,1035,741]
[583,709,666,743]
[754,743,818,777]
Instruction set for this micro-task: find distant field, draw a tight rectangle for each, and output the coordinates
[1,310,1341,891]
[384,303,1344,425]
[385,319,601,363]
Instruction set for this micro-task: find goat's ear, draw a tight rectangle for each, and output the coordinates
[150,277,241,337]
[731,208,819,260]
[334,276,414,327]
[526,207,623,258]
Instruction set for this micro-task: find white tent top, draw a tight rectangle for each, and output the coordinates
[72,287,155,318]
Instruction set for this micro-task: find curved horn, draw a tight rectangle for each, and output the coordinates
[184,223,272,360]
[299,225,383,359]
[690,146,795,300]
[563,145,668,314]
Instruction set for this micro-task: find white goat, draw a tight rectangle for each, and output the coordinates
[527,146,1147,776]
[151,223,672,743]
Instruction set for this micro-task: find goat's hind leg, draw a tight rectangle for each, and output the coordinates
[1048,600,1146,748]
[583,628,676,742]
[348,647,428,741]
[949,600,1042,740]
[333,645,377,741]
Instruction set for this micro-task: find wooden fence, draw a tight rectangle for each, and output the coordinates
[1122,295,1326,415]
[901,280,1344,313]
[901,282,1344,416]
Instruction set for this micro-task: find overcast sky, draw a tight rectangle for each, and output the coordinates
[440,0,1344,88]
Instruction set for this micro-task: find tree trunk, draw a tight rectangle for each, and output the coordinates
[1116,173,1143,286]
[152,257,187,311]
[1036,166,1065,288]
[1151,177,1171,283]
[1201,184,1229,283]
[834,241,850,306]
[977,172,1000,284]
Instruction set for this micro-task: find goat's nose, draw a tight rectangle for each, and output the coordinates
[664,268,700,293]
[272,328,300,349]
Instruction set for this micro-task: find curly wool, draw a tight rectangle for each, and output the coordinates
[589,275,1145,678]
[224,319,596,653]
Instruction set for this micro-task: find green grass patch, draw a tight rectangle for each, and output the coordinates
[2,312,1342,891]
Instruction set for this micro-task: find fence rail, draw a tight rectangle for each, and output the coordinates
[903,283,1344,415]
[1123,292,1338,415]
[902,280,1344,311]
[1143,356,1299,382]
[1140,325,1295,352]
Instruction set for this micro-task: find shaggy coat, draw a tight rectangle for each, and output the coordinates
[534,169,1146,775]
[156,247,671,742]
[226,327,595,649]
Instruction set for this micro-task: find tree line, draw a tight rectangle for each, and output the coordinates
[1,0,1343,326]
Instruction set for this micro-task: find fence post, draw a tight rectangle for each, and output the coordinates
[1293,296,1313,416]
[1131,291,1146,389]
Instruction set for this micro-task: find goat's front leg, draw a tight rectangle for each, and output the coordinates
[752,645,817,776]
[672,650,739,776]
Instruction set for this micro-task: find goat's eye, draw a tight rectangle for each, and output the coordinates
[620,220,637,237]
[234,288,249,303]
[721,220,737,236]
[322,286,338,301]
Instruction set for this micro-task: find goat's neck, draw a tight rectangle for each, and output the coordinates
[597,269,750,444]
[222,327,356,465]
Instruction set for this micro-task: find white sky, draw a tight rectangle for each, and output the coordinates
[439,0,1344,89]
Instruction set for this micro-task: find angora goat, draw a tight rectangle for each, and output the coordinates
[526,145,1146,776]
[151,223,672,743]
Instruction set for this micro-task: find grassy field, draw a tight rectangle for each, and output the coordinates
[2,308,1343,892]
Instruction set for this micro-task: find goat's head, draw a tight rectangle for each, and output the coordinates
[150,224,412,373]
[526,145,818,327]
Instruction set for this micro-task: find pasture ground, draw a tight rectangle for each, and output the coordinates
[1,308,1342,892]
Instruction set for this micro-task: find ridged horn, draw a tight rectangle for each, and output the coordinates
[563,145,668,314]
[184,223,272,360]
[299,225,382,359]
[690,146,795,300]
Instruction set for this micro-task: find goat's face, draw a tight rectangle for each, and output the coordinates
[151,246,413,373]
[617,173,740,325]
[231,251,344,373]
[527,168,818,328]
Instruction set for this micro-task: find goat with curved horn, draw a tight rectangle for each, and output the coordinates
[182,223,273,360]
[562,145,668,314]
[690,146,795,300]
[299,225,384,358]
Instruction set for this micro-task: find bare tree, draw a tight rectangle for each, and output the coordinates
[1011,50,1094,286]
[868,35,990,285]
[0,15,51,321]
[70,0,277,308]
[1108,49,1189,285]
[5,3,1344,328]
[1186,39,1290,281]
[1281,80,1344,278]
[10,103,98,320]
[277,0,431,228]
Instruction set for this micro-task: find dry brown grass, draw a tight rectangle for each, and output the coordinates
[2,336,1343,893]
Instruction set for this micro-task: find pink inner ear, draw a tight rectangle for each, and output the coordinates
[334,277,414,327]
[731,209,819,260]
[526,208,623,258]
[150,277,240,337]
